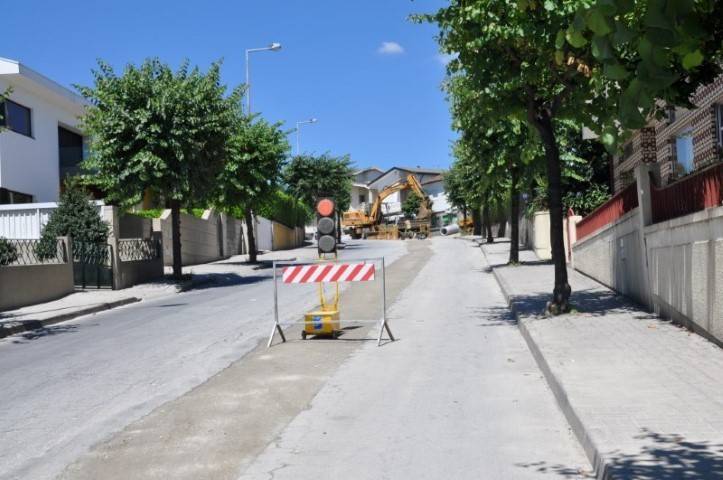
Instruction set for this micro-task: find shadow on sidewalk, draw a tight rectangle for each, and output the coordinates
[516,429,723,479]
[511,288,654,319]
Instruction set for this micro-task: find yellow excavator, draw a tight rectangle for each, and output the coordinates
[342,174,433,239]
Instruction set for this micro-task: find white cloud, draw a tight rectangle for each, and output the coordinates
[377,41,405,55]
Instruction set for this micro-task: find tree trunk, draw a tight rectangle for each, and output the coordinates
[170,199,183,281]
[472,207,482,236]
[533,112,571,312]
[497,215,507,237]
[244,208,257,263]
[336,211,342,243]
[483,204,494,243]
[509,165,520,264]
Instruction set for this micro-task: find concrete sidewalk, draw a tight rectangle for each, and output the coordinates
[481,240,723,479]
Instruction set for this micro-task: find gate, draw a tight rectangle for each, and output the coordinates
[73,242,114,289]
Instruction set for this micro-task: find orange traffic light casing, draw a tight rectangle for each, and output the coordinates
[316,198,337,255]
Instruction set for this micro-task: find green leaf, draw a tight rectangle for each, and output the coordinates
[566,28,588,48]
[555,30,566,49]
[597,0,617,16]
[604,63,629,80]
[544,0,555,11]
[612,20,636,46]
[585,8,613,35]
[682,50,704,70]
[555,50,565,65]
[591,37,614,61]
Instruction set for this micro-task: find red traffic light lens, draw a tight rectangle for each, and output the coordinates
[316,198,335,217]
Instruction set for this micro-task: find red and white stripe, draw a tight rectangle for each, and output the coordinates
[282,262,375,283]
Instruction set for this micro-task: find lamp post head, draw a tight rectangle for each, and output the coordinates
[269,42,282,51]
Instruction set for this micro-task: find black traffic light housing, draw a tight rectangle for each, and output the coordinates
[316,197,337,255]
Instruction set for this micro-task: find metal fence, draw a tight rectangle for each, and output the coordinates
[651,162,723,224]
[0,238,68,266]
[118,238,161,262]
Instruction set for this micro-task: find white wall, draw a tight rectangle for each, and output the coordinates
[424,181,451,213]
[0,77,84,203]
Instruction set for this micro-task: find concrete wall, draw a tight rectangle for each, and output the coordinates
[572,163,723,345]
[645,206,723,342]
[522,211,577,261]
[115,256,163,290]
[573,209,649,306]
[271,222,305,251]
[0,75,85,203]
[255,216,273,252]
[0,237,73,311]
[119,213,153,238]
[153,209,225,267]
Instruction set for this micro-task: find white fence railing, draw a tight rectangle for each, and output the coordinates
[0,202,104,239]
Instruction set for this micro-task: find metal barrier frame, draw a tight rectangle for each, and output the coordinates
[268,256,394,347]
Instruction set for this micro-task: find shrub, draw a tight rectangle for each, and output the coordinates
[0,237,18,266]
[36,179,109,258]
[257,190,311,228]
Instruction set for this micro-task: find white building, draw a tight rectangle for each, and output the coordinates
[0,57,87,204]
[349,166,454,227]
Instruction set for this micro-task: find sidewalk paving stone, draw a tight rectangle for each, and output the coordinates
[480,239,723,479]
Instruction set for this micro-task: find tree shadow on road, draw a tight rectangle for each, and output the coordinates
[8,324,82,344]
[516,429,723,479]
[466,306,518,327]
[186,273,269,291]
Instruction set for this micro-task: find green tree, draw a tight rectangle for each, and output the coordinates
[214,114,290,262]
[402,191,423,218]
[37,179,108,259]
[282,154,353,241]
[0,238,18,266]
[78,59,239,279]
[419,0,619,312]
[568,0,722,139]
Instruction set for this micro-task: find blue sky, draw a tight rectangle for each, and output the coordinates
[4,1,455,171]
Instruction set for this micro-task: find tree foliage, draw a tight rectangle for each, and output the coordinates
[0,238,18,266]
[282,154,354,213]
[402,192,423,218]
[37,179,108,258]
[78,58,239,278]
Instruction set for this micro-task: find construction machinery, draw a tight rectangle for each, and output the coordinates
[342,174,433,240]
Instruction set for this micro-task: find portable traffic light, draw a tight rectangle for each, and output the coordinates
[316,197,337,254]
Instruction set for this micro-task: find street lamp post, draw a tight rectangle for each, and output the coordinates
[245,42,282,114]
[295,118,318,155]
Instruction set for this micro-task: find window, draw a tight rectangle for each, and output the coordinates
[675,130,695,174]
[666,106,677,125]
[716,104,723,150]
[58,126,84,181]
[0,188,33,204]
[0,99,32,137]
[358,194,365,205]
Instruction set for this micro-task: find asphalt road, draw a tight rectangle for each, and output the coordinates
[0,240,407,480]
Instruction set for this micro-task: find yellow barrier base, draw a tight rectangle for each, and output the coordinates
[302,308,340,339]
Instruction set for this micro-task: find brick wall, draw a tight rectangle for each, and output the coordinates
[612,74,723,193]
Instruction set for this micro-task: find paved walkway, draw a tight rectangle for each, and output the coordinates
[481,240,723,479]
[241,237,590,479]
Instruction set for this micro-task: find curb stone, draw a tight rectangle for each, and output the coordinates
[0,297,141,339]
[478,243,611,479]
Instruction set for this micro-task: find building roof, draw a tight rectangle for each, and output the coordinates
[352,166,383,175]
[421,175,444,185]
[0,57,88,115]
[367,166,445,190]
